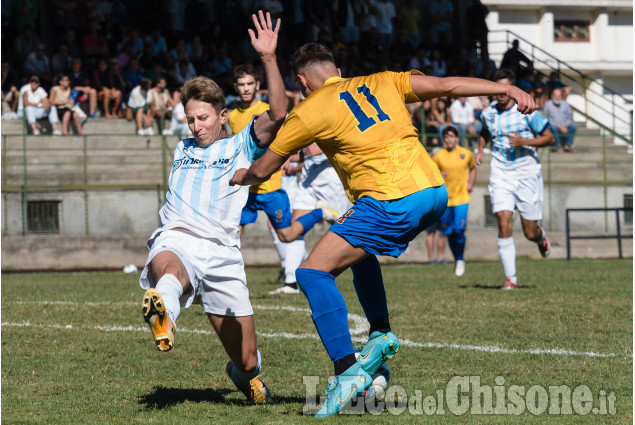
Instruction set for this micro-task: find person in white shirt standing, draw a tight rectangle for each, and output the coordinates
[450,96,480,148]
[139,11,287,403]
[19,75,62,135]
[127,78,154,135]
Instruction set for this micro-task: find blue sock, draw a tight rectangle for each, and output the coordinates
[448,232,466,261]
[295,267,353,362]
[351,255,388,322]
[296,209,323,234]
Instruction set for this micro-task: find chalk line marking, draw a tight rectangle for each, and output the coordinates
[3,301,631,359]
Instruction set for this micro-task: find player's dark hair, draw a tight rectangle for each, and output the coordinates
[493,68,516,85]
[292,43,335,74]
[233,64,258,83]
[181,75,226,113]
[442,126,459,138]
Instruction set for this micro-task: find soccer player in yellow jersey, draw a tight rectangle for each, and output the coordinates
[230,64,336,294]
[230,43,537,416]
[432,126,476,277]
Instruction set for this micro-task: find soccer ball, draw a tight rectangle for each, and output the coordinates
[355,352,390,401]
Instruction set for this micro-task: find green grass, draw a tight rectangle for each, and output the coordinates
[2,260,632,424]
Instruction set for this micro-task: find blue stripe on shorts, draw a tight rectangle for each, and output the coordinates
[329,185,448,257]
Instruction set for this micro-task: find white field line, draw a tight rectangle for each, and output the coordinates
[3,301,631,360]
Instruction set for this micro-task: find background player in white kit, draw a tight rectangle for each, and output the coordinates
[269,142,351,294]
[476,68,554,290]
[138,11,286,403]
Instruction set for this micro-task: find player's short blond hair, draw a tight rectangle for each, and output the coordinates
[181,76,226,113]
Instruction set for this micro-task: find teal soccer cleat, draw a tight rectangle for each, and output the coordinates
[315,362,374,417]
[358,330,400,375]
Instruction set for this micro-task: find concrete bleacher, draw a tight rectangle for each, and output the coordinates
[2,117,632,189]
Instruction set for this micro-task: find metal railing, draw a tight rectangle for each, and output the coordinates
[490,29,633,145]
[566,208,633,259]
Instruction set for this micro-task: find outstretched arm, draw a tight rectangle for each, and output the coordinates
[411,74,537,114]
[230,149,288,186]
[250,10,288,146]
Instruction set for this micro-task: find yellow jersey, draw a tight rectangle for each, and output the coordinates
[269,71,444,202]
[432,146,474,206]
[228,100,282,194]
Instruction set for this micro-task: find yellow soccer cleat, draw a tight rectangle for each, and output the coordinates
[226,361,271,404]
[142,288,175,351]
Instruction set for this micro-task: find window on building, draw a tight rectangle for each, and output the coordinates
[624,194,633,226]
[484,195,497,227]
[554,20,590,42]
[27,200,61,233]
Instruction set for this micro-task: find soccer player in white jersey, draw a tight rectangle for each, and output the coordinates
[138,11,286,403]
[268,142,351,294]
[476,68,554,290]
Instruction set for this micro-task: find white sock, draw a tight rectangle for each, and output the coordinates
[155,274,183,328]
[230,350,262,385]
[538,227,546,245]
[497,237,517,284]
[269,228,286,267]
[285,239,306,284]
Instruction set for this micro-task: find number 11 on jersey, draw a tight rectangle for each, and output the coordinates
[339,85,391,132]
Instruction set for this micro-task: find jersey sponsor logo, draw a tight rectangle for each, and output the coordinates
[172,157,232,172]
[336,209,354,224]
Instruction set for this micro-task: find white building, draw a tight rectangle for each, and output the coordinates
[482,0,633,140]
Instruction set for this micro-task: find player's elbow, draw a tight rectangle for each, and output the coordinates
[252,167,272,182]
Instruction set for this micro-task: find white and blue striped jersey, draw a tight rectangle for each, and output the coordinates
[157,120,266,247]
[480,103,549,178]
[300,151,339,187]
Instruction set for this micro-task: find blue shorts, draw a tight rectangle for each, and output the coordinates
[329,185,448,257]
[440,203,469,235]
[240,189,292,229]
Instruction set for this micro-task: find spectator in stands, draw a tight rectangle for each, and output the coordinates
[543,87,577,152]
[174,59,196,85]
[49,73,83,135]
[149,77,173,133]
[121,28,144,57]
[546,71,571,99]
[467,95,489,121]
[259,0,284,20]
[465,0,489,63]
[20,75,62,135]
[24,43,52,88]
[532,72,548,108]
[430,49,447,77]
[357,0,377,46]
[123,58,144,94]
[450,97,481,147]
[390,29,414,71]
[69,58,98,118]
[82,20,109,67]
[164,86,188,138]
[429,0,453,40]
[433,97,451,138]
[117,40,137,69]
[307,0,333,42]
[51,44,72,75]
[1,62,21,114]
[91,58,124,119]
[210,44,233,84]
[500,39,533,80]
[63,29,82,60]
[188,35,207,71]
[14,24,41,67]
[360,27,384,73]
[127,77,153,135]
[409,46,431,71]
[448,47,472,77]
[373,0,397,61]
[397,0,422,48]
[139,40,158,71]
[145,28,169,65]
[333,0,360,44]
[170,39,191,63]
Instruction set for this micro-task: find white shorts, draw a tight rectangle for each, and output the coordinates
[281,174,299,207]
[488,172,544,221]
[139,229,253,317]
[294,176,351,215]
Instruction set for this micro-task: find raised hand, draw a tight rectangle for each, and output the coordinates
[248,10,280,58]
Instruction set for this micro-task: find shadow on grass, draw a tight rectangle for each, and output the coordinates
[458,284,536,290]
[138,386,306,409]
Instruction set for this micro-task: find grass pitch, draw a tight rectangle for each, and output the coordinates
[2,259,632,424]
